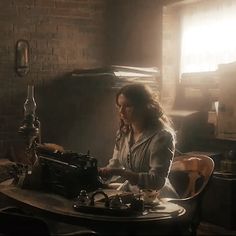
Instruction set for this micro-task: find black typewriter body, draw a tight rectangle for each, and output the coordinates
[19,150,104,198]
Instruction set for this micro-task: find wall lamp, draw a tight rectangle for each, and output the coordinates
[16,39,30,77]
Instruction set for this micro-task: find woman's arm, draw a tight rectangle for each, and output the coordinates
[98,137,124,179]
[99,130,175,190]
[106,144,123,169]
[99,168,139,185]
[137,130,175,190]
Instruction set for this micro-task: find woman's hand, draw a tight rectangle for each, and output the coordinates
[98,168,139,185]
[98,167,124,179]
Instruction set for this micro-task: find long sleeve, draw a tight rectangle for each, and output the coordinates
[107,144,123,168]
[137,129,175,190]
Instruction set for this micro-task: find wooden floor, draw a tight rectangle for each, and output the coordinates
[197,222,236,235]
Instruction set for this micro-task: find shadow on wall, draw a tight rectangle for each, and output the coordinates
[1,80,30,163]
[36,74,119,167]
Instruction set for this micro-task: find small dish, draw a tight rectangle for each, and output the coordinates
[140,189,160,204]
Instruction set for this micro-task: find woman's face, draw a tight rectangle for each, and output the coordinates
[117,94,136,124]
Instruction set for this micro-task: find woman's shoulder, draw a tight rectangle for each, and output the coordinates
[153,126,176,142]
[160,127,175,136]
[147,127,175,151]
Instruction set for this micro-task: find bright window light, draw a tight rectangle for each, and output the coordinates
[180,0,236,73]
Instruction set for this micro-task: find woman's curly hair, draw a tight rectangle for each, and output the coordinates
[115,83,173,135]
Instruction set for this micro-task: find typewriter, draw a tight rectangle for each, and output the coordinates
[16,148,104,199]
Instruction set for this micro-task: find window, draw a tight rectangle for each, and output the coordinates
[180,0,236,74]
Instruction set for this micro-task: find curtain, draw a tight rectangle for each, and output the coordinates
[180,0,236,73]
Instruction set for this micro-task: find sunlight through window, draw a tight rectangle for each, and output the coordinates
[180,0,236,73]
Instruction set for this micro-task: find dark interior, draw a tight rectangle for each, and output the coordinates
[0,0,236,235]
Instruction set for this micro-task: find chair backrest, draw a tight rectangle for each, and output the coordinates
[169,154,214,200]
[168,155,214,235]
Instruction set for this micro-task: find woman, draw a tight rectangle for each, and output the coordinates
[99,83,178,198]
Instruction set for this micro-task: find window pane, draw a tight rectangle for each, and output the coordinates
[180,0,236,73]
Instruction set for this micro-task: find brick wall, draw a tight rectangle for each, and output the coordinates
[0,0,108,159]
[107,0,162,67]
[0,0,167,164]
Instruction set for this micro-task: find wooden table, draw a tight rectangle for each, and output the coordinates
[0,180,186,235]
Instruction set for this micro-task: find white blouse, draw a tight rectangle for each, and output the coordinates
[107,126,177,197]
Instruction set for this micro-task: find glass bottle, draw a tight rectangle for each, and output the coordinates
[24,85,36,117]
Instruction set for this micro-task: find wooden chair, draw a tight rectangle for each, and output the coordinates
[167,154,215,236]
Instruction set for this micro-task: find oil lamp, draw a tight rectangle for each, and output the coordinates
[19,85,41,165]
